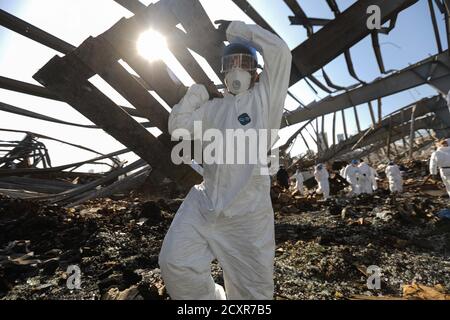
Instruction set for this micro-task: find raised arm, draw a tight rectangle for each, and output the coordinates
[168,84,209,139]
[225,21,292,130]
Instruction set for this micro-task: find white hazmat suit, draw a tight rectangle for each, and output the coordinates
[343,164,361,195]
[294,170,304,195]
[385,164,403,193]
[159,21,292,300]
[447,90,450,109]
[314,165,330,200]
[358,162,374,194]
[370,167,379,191]
[429,143,450,197]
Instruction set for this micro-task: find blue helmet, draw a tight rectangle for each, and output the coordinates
[351,159,359,165]
[317,164,323,170]
[221,42,258,73]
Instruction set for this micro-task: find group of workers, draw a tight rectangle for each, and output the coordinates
[340,159,381,195]
[283,137,450,201]
[285,159,402,201]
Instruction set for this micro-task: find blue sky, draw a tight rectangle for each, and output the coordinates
[0,0,447,170]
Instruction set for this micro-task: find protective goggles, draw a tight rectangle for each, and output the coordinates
[221,54,257,73]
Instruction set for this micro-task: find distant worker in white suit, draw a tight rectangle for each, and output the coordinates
[429,138,450,197]
[358,160,374,194]
[370,166,379,191]
[385,161,403,193]
[293,167,305,195]
[314,163,330,200]
[447,89,450,109]
[343,160,361,195]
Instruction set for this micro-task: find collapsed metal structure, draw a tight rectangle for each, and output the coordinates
[1,0,450,199]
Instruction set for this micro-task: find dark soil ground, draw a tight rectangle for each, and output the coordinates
[0,161,449,300]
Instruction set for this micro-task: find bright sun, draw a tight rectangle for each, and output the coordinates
[137,30,168,62]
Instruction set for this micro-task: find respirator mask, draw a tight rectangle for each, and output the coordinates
[221,50,257,95]
[225,68,252,95]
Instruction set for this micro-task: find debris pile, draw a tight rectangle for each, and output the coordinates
[0,179,449,300]
[0,195,183,300]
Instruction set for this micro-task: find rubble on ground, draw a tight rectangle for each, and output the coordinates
[0,155,449,300]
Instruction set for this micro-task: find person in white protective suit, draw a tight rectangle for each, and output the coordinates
[447,89,450,109]
[370,166,379,191]
[158,20,292,300]
[339,165,346,178]
[358,160,374,194]
[385,161,403,193]
[429,138,450,197]
[343,160,361,195]
[314,164,330,200]
[293,168,305,195]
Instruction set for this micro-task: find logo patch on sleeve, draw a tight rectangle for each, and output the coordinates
[238,113,251,126]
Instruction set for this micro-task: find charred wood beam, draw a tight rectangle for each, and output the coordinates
[114,0,224,87]
[368,101,377,126]
[283,51,450,127]
[284,0,313,36]
[34,55,194,187]
[318,96,447,162]
[0,75,61,101]
[300,132,311,151]
[289,16,331,27]
[401,110,409,149]
[0,101,96,129]
[321,115,329,150]
[289,0,419,83]
[0,75,144,118]
[112,0,146,14]
[434,0,446,13]
[40,159,147,203]
[65,166,150,207]
[378,98,383,125]
[0,128,107,156]
[0,148,129,177]
[162,0,225,82]
[378,15,399,35]
[338,116,442,161]
[371,31,386,74]
[0,9,75,54]
[342,110,348,140]
[325,0,364,84]
[278,119,313,153]
[307,75,333,94]
[0,10,154,119]
[322,69,347,91]
[344,50,365,84]
[429,0,444,53]
[32,2,209,186]
[326,0,340,14]
[386,118,393,159]
[409,105,417,158]
[353,106,362,133]
[445,0,450,55]
[72,36,171,132]
[332,112,336,147]
[230,0,277,34]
